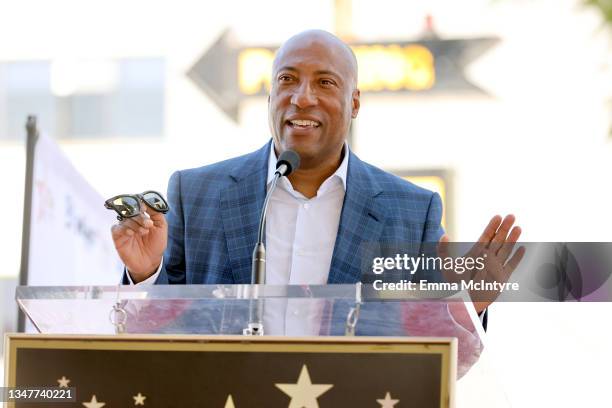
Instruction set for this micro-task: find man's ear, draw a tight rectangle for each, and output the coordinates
[351,89,361,118]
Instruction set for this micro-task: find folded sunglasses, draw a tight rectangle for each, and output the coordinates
[104,190,169,221]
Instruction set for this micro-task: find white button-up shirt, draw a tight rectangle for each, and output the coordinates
[264,143,348,285]
[263,143,348,335]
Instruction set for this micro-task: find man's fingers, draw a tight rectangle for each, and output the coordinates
[111,224,125,240]
[496,226,522,261]
[143,205,167,226]
[112,231,132,248]
[488,214,516,252]
[465,215,501,258]
[505,245,526,272]
[470,215,503,258]
[111,218,151,238]
[478,215,502,243]
[111,225,136,255]
[128,213,154,229]
[125,217,151,234]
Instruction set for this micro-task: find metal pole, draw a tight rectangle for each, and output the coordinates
[17,115,39,332]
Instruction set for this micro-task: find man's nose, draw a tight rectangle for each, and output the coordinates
[290,81,317,108]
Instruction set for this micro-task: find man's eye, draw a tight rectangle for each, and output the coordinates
[320,79,335,86]
[279,75,293,82]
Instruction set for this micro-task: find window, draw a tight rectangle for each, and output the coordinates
[0,58,165,140]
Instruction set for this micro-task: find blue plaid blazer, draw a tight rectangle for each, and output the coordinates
[153,140,444,285]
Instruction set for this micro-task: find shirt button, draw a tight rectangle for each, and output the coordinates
[303,203,309,210]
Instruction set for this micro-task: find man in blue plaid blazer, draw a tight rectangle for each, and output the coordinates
[113,30,521,319]
[154,139,444,285]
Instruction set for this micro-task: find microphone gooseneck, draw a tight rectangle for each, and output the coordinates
[244,149,300,336]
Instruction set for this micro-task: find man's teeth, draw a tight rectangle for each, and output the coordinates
[290,120,319,127]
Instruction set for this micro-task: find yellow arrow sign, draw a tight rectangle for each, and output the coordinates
[238,44,435,95]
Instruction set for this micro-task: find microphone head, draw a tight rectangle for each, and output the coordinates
[276,149,301,176]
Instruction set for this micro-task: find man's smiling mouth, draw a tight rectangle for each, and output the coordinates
[287,119,321,129]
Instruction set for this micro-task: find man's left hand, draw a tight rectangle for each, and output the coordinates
[438,214,525,314]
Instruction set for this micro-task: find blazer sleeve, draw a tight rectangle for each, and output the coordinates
[420,191,489,331]
[156,170,187,284]
[421,191,445,243]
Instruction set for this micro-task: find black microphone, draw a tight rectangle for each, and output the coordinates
[244,149,300,335]
[274,149,300,178]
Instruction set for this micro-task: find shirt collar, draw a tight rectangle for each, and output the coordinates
[266,141,349,191]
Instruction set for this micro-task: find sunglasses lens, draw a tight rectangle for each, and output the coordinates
[142,192,168,212]
[111,196,139,218]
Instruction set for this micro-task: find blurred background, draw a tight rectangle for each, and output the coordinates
[0,0,611,406]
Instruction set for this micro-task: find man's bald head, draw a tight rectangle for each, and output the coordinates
[272,30,358,87]
[268,29,361,173]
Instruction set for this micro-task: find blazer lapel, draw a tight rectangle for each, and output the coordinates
[219,142,270,284]
[327,152,386,283]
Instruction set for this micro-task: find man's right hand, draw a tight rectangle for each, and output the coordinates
[110,205,167,283]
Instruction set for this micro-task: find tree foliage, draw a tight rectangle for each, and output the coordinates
[583,0,612,24]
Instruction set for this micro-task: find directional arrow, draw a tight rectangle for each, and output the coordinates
[188,29,499,123]
[187,29,244,121]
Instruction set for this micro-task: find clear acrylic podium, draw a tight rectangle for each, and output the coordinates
[13,284,512,407]
[16,284,488,377]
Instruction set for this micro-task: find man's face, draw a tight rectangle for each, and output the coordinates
[268,36,360,169]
